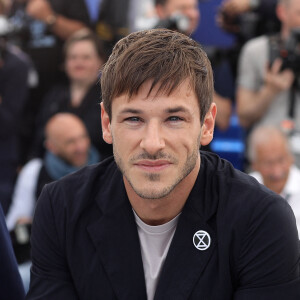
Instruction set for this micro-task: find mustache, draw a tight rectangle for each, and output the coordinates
[130,151,177,162]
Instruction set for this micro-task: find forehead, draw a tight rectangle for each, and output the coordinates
[284,0,300,10]
[165,0,198,8]
[256,138,289,160]
[66,40,96,54]
[111,79,200,114]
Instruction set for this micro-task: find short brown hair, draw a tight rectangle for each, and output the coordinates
[101,28,213,123]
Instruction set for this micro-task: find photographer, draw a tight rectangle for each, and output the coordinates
[219,0,279,37]
[236,0,300,165]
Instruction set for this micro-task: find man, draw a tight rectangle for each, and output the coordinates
[155,0,232,131]
[248,125,300,231]
[26,29,300,299]
[155,0,200,36]
[7,112,99,292]
[7,112,99,232]
[236,0,300,162]
[0,204,25,300]
[220,0,277,17]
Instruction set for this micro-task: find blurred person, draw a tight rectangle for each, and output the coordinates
[248,125,300,232]
[96,0,131,56]
[8,0,96,163]
[155,0,200,36]
[26,29,300,300]
[19,0,91,95]
[218,0,279,35]
[155,0,232,131]
[236,0,300,165]
[0,0,30,214]
[6,112,100,292]
[0,204,25,300]
[32,30,112,159]
[220,0,277,17]
[128,0,157,32]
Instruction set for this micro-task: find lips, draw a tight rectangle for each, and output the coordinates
[134,160,171,172]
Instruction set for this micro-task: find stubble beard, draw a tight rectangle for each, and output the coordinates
[113,136,200,200]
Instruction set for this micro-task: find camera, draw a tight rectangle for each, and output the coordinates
[269,28,300,76]
[154,13,190,34]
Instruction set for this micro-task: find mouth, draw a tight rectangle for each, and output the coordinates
[134,160,172,172]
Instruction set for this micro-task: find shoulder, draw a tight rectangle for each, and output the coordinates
[200,153,300,289]
[21,158,43,175]
[39,157,119,212]
[242,35,269,53]
[200,151,291,220]
[285,165,300,195]
[248,171,263,183]
[290,165,300,179]
[14,158,43,188]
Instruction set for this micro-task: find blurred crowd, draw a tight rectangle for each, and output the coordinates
[1,0,300,296]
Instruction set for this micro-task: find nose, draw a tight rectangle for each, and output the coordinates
[75,136,90,153]
[140,121,165,155]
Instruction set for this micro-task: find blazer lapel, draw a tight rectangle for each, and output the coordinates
[154,208,216,299]
[154,163,218,300]
[87,176,147,300]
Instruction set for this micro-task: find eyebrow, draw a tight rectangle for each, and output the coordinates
[165,106,190,114]
[119,108,143,115]
[119,106,190,115]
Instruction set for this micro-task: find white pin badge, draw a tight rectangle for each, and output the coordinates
[193,230,211,251]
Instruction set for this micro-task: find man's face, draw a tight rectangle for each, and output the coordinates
[101,80,216,200]
[279,0,300,33]
[253,138,293,195]
[156,0,200,35]
[49,121,91,167]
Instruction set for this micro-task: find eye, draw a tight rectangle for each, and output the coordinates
[167,116,184,122]
[125,116,142,122]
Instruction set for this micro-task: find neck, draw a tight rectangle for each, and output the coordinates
[125,156,200,226]
[71,79,93,90]
[280,26,291,41]
[70,81,92,107]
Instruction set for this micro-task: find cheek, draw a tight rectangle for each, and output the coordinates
[65,61,73,72]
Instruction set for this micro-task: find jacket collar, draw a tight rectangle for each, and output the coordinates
[87,155,218,299]
[154,157,218,299]
[87,164,147,299]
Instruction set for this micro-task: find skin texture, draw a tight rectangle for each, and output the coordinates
[101,79,216,225]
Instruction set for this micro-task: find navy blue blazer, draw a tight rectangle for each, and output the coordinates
[26,152,300,299]
[0,205,25,300]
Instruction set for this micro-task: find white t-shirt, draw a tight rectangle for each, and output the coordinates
[134,211,180,300]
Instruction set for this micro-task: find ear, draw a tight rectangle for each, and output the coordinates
[44,139,59,155]
[101,102,113,144]
[200,103,217,146]
[276,3,286,23]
